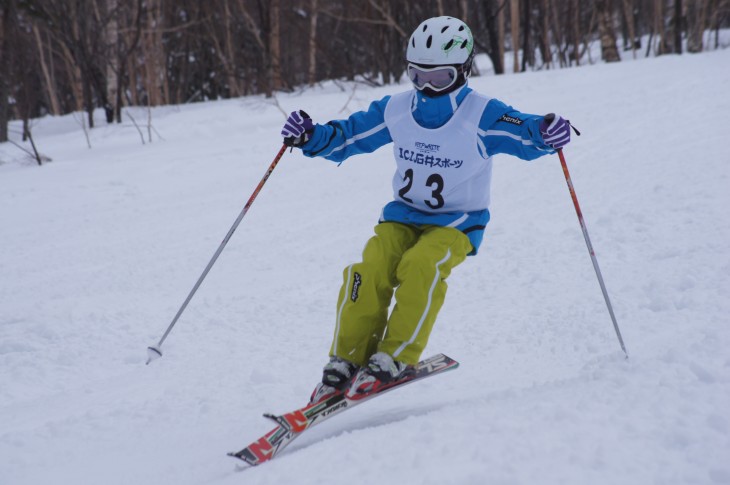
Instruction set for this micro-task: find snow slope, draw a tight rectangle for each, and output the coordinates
[1,49,729,485]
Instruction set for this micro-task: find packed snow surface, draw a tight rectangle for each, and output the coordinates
[2,49,730,485]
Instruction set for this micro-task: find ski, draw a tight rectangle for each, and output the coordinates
[228,353,459,466]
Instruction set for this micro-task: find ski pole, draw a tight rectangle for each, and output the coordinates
[146,144,288,364]
[557,147,628,358]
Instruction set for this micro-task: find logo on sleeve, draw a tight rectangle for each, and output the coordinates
[499,114,523,125]
[351,272,362,302]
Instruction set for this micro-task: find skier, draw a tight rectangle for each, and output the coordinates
[280,16,572,404]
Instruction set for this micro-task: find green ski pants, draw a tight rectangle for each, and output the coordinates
[330,222,472,366]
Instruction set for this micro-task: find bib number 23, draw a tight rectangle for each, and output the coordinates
[398,168,445,210]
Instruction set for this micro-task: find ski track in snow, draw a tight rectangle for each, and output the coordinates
[1,49,730,485]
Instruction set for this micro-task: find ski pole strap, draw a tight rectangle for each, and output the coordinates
[568,122,581,137]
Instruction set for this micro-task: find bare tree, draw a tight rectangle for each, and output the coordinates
[621,0,640,58]
[141,0,166,106]
[537,0,551,69]
[598,0,621,62]
[549,0,569,67]
[673,0,683,54]
[104,0,119,118]
[113,0,143,121]
[510,0,520,72]
[653,0,670,55]
[460,0,469,21]
[0,0,17,142]
[309,0,319,86]
[269,0,282,94]
[497,0,506,71]
[520,0,534,71]
[687,0,710,52]
[32,24,61,115]
[0,0,14,142]
[571,0,582,65]
[711,0,729,49]
[481,0,507,74]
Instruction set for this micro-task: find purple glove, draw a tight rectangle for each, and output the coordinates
[281,110,314,147]
[540,113,571,150]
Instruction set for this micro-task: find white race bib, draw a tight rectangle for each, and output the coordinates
[384,91,492,213]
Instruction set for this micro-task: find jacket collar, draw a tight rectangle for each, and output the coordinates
[411,84,472,129]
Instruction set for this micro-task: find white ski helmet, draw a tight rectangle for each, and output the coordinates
[407,16,474,66]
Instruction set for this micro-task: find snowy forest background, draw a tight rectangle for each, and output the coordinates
[1,0,729,147]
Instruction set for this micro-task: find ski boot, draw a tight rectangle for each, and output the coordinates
[309,356,358,405]
[345,351,416,400]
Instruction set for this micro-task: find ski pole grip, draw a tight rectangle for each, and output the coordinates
[544,112,581,137]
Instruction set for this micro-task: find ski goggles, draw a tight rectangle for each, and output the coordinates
[407,63,459,92]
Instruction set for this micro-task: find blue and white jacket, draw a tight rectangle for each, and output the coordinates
[301,83,554,255]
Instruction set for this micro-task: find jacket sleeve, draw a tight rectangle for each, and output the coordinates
[301,96,393,163]
[478,99,554,161]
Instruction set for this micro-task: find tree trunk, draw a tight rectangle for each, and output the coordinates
[571,0,581,65]
[713,0,727,49]
[143,0,164,106]
[598,0,621,62]
[521,0,532,71]
[222,0,242,97]
[483,0,505,74]
[0,0,13,142]
[510,0,520,72]
[436,0,445,16]
[308,0,319,85]
[119,0,144,119]
[687,0,708,52]
[67,2,96,127]
[85,1,114,125]
[550,0,568,67]
[674,0,683,54]
[81,66,95,128]
[145,0,161,105]
[654,0,669,55]
[497,1,505,73]
[621,0,639,58]
[58,41,84,112]
[269,0,282,93]
[104,0,119,122]
[104,0,121,118]
[127,51,139,106]
[32,24,61,115]
[538,0,551,68]
[235,0,267,95]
